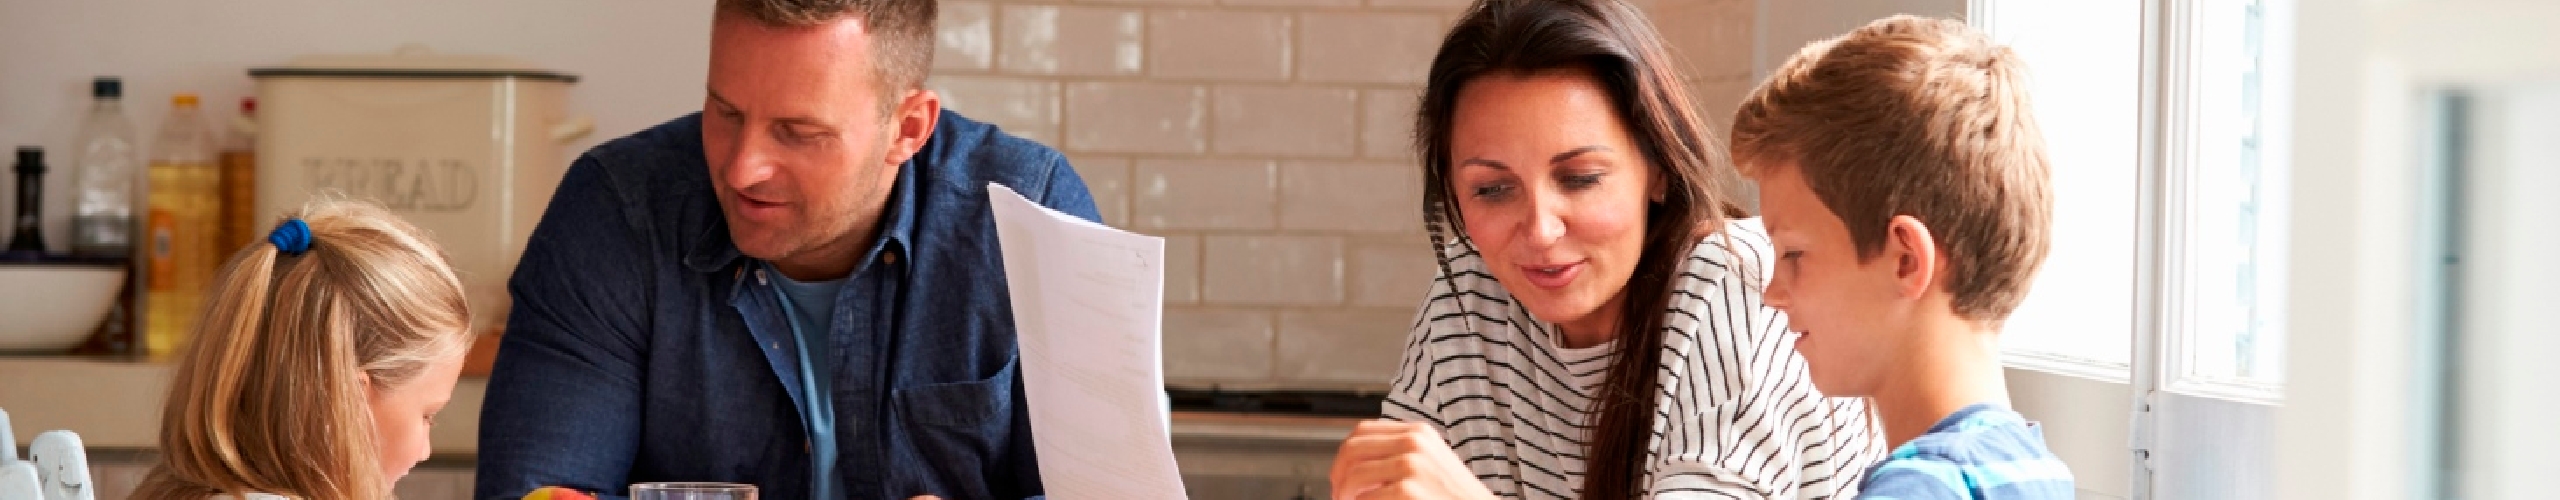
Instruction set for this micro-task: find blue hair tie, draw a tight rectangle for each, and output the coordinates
[268,219,312,256]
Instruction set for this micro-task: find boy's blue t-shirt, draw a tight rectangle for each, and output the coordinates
[1857,404,2077,499]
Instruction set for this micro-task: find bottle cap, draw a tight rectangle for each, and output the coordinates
[172,93,199,107]
[13,147,41,174]
[90,77,121,100]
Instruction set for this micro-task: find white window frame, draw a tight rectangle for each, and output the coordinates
[2154,0,2291,406]
[2002,349,2136,384]
[1970,0,2142,384]
[1973,0,2292,406]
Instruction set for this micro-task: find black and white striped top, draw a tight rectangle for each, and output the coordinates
[1382,218,1884,499]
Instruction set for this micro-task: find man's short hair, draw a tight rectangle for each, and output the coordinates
[718,0,937,105]
[1731,14,2053,322]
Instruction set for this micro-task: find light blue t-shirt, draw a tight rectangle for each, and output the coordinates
[769,266,844,500]
[1858,404,2076,499]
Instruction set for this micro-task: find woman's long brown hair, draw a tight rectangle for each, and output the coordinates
[1416,0,1743,497]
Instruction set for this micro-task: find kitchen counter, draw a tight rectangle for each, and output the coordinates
[0,357,1358,456]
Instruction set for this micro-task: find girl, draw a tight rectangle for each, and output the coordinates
[131,200,473,500]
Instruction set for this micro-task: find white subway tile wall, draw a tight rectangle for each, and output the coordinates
[936,1,998,71]
[1201,235,1343,305]
[1366,0,1475,7]
[1212,86,1360,157]
[931,75,1063,143]
[1651,0,1758,80]
[1294,12,1446,84]
[1064,81,1208,153]
[1164,233,1204,303]
[1163,308,1282,382]
[1148,10,1294,81]
[1225,0,1365,8]
[1277,160,1419,233]
[1000,5,1147,76]
[1359,88,1421,160]
[1275,309,1414,386]
[1346,236,1437,307]
[1066,154,1133,223]
[932,0,1758,390]
[1134,158,1279,230]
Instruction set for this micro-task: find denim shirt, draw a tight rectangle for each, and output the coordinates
[475,110,1098,500]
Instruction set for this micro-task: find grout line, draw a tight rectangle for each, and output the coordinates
[937,68,1431,91]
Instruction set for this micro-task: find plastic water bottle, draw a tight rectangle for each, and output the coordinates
[69,77,138,259]
[144,93,220,359]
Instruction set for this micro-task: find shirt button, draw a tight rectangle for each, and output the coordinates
[883,251,898,266]
[804,440,812,454]
[754,268,768,285]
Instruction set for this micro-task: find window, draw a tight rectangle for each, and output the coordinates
[1967,1,2295,496]
[1976,0,2292,399]
[2165,0,2291,401]
[1974,0,2143,380]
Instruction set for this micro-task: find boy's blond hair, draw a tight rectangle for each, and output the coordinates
[1732,14,2053,322]
[131,199,471,500]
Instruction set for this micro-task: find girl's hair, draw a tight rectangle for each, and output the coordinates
[131,199,471,500]
[1417,0,1745,497]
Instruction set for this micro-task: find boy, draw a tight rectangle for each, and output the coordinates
[1730,15,2076,499]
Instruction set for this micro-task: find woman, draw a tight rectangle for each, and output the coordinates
[1329,0,1882,498]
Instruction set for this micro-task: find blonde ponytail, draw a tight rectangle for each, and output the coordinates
[132,200,471,500]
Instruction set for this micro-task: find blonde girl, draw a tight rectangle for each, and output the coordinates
[131,200,473,500]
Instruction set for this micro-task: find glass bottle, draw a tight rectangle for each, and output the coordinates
[8,147,46,255]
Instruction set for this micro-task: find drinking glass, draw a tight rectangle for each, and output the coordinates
[629,482,757,500]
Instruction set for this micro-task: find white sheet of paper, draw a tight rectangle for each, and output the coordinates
[988,183,1189,500]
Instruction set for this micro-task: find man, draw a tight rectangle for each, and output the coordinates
[475,0,1095,498]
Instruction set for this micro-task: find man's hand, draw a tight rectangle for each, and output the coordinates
[1328,420,1498,500]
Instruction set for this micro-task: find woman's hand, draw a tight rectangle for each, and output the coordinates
[521,487,596,500]
[1328,420,1498,500]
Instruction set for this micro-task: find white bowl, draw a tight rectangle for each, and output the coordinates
[0,264,126,353]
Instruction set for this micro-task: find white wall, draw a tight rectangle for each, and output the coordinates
[0,0,713,251]
[2459,84,2560,500]
[2008,370,2133,500]
[1755,0,1966,79]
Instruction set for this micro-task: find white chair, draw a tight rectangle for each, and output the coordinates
[0,408,91,500]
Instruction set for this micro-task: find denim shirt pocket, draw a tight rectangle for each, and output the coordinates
[890,354,1021,499]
